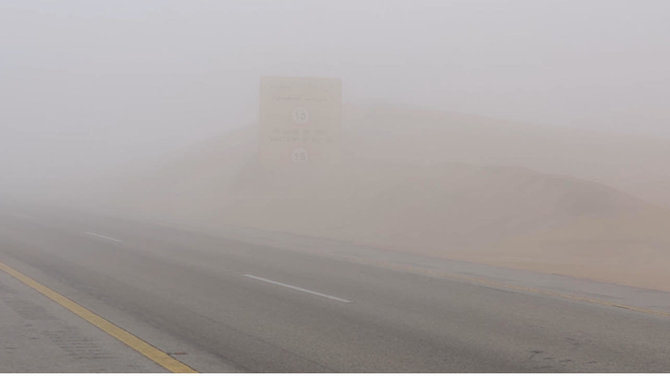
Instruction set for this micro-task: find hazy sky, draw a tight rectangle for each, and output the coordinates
[2,0,670,187]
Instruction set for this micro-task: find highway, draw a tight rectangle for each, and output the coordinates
[1,205,670,372]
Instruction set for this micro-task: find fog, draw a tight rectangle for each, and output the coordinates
[3,0,670,291]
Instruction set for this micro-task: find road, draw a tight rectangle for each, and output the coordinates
[1,204,670,372]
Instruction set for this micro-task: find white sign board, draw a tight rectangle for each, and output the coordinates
[259,76,342,166]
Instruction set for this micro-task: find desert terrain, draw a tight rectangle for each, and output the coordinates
[78,103,670,292]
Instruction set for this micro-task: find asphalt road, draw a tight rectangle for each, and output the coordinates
[1,205,670,372]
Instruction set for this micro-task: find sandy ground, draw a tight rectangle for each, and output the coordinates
[76,104,670,294]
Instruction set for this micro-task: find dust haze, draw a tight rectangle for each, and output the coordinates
[3,0,670,291]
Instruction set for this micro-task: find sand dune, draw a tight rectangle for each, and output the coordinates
[108,104,670,291]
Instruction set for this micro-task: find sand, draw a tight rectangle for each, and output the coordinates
[100,104,670,292]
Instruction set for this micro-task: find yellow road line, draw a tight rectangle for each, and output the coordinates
[0,261,197,373]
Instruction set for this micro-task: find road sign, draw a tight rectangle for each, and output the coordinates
[259,76,342,167]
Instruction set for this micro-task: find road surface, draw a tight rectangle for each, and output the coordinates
[1,204,670,372]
